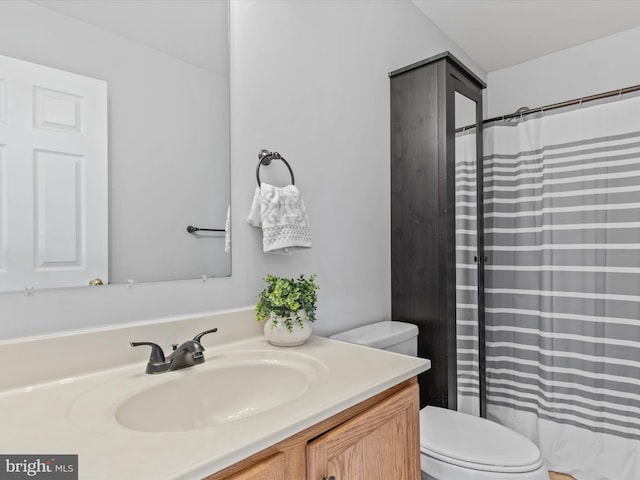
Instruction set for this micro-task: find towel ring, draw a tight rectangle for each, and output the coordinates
[256,149,295,186]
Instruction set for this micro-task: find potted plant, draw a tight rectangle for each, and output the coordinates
[256,274,318,346]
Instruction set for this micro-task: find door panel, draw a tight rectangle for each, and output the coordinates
[34,149,83,267]
[307,384,420,480]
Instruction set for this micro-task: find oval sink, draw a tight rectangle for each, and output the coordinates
[115,361,310,433]
[68,347,328,435]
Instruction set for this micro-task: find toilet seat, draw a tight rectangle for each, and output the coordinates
[420,407,544,473]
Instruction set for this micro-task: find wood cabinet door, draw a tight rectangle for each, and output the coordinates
[226,452,286,480]
[307,384,420,480]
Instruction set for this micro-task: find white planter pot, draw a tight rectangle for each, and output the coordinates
[263,310,313,347]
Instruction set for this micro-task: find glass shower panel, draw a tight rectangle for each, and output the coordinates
[454,92,480,416]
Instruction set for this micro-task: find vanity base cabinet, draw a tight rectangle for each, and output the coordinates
[206,379,420,480]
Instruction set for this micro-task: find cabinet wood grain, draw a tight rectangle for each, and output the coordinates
[225,453,285,480]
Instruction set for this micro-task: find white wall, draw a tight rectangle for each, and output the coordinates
[0,0,485,340]
[486,26,640,118]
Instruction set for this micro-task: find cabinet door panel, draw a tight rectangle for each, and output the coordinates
[307,384,420,480]
[227,452,285,480]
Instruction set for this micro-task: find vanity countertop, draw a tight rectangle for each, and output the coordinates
[0,311,430,480]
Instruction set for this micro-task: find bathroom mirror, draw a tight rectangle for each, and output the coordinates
[0,0,230,293]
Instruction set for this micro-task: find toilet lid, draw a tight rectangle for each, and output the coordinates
[420,407,544,473]
[329,321,418,349]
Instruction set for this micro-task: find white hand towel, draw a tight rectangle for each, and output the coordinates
[247,183,312,254]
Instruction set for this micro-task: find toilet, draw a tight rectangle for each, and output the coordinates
[329,321,548,480]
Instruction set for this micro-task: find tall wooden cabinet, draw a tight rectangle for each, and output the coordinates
[390,52,486,413]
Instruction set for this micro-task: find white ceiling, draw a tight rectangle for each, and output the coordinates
[30,0,228,73]
[412,0,640,72]
[30,0,640,75]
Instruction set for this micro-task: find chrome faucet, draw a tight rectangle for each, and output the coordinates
[131,327,218,374]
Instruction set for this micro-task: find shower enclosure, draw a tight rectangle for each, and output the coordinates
[482,93,640,480]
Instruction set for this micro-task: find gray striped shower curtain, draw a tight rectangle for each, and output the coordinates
[469,95,640,480]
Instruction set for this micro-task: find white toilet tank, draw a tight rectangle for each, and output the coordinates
[329,321,418,356]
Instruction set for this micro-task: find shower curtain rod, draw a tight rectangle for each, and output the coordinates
[483,83,640,125]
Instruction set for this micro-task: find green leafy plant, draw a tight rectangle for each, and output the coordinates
[256,274,319,332]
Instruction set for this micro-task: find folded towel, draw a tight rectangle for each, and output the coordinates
[247,183,311,254]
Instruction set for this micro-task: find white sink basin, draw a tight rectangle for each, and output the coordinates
[69,348,327,434]
[116,361,309,432]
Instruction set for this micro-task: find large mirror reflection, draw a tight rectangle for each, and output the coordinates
[0,0,230,293]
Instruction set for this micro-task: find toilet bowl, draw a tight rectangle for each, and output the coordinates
[329,321,549,480]
[420,405,547,480]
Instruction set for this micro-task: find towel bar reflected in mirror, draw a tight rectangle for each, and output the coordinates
[186,226,225,233]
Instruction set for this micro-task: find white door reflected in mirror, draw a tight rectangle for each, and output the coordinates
[0,54,108,292]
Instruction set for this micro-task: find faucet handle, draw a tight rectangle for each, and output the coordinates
[193,327,218,344]
[130,341,170,374]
